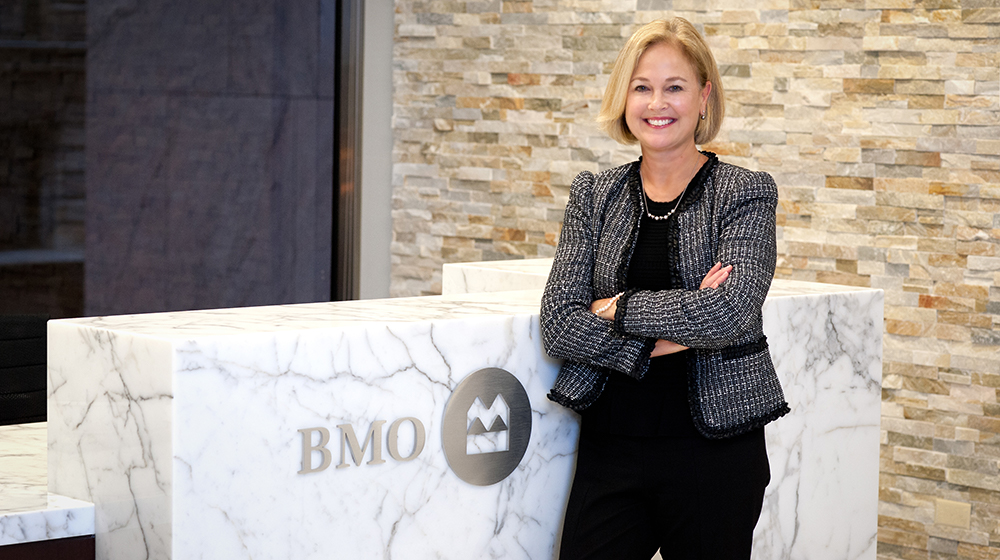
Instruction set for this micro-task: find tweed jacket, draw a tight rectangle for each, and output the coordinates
[540,153,790,439]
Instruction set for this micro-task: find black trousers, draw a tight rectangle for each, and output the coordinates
[557,427,770,560]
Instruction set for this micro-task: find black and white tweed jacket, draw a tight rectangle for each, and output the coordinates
[540,153,790,439]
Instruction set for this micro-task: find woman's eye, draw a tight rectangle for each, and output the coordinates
[634,85,648,92]
[668,85,683,92]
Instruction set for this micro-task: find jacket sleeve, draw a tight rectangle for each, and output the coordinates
[614,170,777,350]
[540,171,655,378]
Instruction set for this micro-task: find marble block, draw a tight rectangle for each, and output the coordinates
[443,259,883,560]
[48,291,577,560]
[0,494,95,546]
[442,259,553,294]
[1,423,95,546]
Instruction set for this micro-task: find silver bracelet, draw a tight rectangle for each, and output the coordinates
[594,292,625,316]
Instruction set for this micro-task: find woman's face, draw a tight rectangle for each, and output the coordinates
[625,42,711,156]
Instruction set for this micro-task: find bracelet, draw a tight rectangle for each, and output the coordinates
[593,292,625,316]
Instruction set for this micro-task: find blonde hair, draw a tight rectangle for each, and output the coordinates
[598,18,725,146]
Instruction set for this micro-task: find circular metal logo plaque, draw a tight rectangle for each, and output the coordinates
[442,368,532,486]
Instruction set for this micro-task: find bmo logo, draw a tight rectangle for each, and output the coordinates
[442,368,532,486]
[297,367,532,487]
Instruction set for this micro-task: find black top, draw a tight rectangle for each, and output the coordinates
[583,160,714,438]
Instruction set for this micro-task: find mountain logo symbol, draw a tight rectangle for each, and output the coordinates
[442,368,532,486]
[466,395,509,455]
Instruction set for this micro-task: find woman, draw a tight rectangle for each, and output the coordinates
[540,18,790,560]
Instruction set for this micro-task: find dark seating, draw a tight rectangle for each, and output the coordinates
[0,315,47,425]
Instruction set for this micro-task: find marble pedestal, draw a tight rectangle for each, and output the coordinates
[444,259,884,560]
[48,291,576,560]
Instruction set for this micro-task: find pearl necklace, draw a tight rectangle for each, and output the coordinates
[639,154,704,221]
[640,183,687,221]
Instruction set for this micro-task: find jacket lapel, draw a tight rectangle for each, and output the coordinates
[593,161,642,296]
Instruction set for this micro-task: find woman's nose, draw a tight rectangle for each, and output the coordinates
[648,90,667,111]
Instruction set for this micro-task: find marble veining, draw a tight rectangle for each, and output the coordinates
[0,493,95,546]
[166,314,576,559]
[48,324,174,557]
[755,289,882,560]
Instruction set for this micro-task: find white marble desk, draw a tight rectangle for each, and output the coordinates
[443,258,883,560]
[47,262,882,560]
[48,291,577,560]
[0,423,95,546]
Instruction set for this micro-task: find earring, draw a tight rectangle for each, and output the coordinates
[700,111,706,120]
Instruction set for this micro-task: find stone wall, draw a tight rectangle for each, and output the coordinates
[391,1,1000,558]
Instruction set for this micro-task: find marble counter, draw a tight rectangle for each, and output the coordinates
[0,422,95,546]
[48,261,882,560]
[444,258,883,560]
[48,290,576,559]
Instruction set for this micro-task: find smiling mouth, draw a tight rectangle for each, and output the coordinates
[646,118,675,127]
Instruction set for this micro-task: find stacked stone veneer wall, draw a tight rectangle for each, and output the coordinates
[391,1,1000,558]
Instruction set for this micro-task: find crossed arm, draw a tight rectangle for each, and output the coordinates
[590,262,733,357]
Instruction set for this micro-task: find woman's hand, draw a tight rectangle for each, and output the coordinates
[651,339,688,357]
[700,262,732,289]
[589,296,619,320]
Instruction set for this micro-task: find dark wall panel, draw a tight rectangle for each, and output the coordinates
[85,0,334,315]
